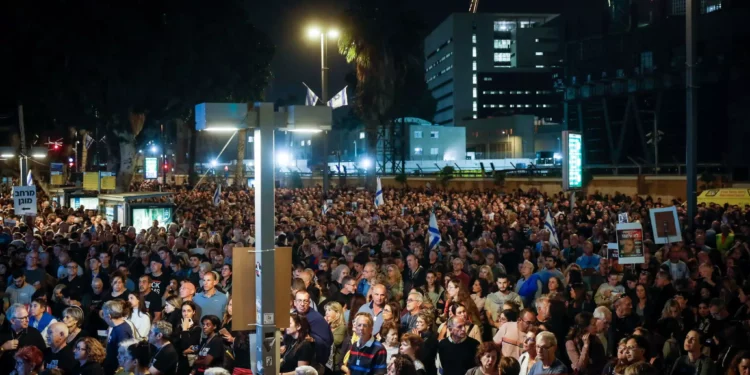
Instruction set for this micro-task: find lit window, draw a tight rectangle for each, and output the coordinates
[536,65,545,68]
[535,52,544,56]
[414,131,423,139]
[248,136,254,143]
[472,47,477,57]
[494,39,511,49]
[307,140,311,146]
[484,77,492,81]
[472,34,477,44]
[473,61,477,71]
[535,38,539,42]
[473,101,478,111]
[359,132,365,139]
[430,148,439,155]
[300,140,305,146]
[473,115,477,119]
[472,74,477,84]
[494,21,514,32]
[472,88,477,98]
[494,53,511,62]
[430,131,439,139]
[414,147,423,156]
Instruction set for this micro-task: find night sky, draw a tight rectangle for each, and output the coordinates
[248,0,561,101]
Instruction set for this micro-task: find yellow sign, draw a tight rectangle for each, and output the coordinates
[101,175,116,190]
[83,172,99,191]
[50,175,64,185]
[698,189,750,207]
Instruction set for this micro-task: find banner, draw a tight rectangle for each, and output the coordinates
[100,172,116,190]
[83,172,100,191]
[615,222,645,264]
[144,157,158,179]
[50,163,64,185]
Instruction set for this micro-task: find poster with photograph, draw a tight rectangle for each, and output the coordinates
[615,222,645,264]
[649,206,681,244]
[607,242,619,259]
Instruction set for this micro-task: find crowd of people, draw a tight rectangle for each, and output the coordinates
[0,180,750,375]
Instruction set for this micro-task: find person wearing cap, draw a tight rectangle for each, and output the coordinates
[149,254,169,298]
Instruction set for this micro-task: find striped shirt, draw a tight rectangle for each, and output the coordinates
[346,337,387,375]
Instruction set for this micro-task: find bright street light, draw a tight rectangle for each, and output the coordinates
[276,151,291,167]
[150,145,158,154]
[360,157,372,169]
[210,159,218,167]
[307,26,321,39]
[327,29,340,39]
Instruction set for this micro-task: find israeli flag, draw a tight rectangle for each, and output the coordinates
[428,212,441,250]
[304,83,319,106]
[322,203,329,216]
[213,184,221,207]
[374,177,384,207]
[327,86,349,109]
[545,210,560,248]
[26,170,33,186]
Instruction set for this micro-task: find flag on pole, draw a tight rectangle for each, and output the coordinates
[26,170,33,186]
[374,177,384,207]
[304,83,319,106]
[84,134,95,149]
[428,212,441,250]
[327,86,349,109]
[322,203,329,216]
[213,184,221,207]
[545,210,560,248]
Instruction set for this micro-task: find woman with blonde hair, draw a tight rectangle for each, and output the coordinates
[163,295,183,332]
[477,265,495,289]
[323,302,347,372]
[385,264,404,303]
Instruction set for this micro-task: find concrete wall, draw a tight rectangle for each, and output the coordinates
[291,174,691,201]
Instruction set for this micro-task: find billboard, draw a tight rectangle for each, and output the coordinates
[131,206,173,232]
[562,131,583,190]
[144,157,158,180]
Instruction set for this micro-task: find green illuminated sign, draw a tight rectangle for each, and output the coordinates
[563,131,583,190]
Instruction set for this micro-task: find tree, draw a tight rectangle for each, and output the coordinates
[3,0,273,191]
[338,0,431,186]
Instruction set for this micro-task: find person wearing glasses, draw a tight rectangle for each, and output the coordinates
[293,290,333,370]
[624,335,649,367]
[72,337,106,375]
[0,303,46,375]
[400,291,423,332]
[61,262,86,297]
[527,331,569,375]
[493,308,537,360]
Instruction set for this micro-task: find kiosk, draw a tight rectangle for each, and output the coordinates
[97,192,174,229]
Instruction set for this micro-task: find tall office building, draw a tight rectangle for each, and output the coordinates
[424,13,562,128]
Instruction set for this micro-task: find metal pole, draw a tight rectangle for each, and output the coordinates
[354,141,357,159]
[686,0,698,230]
[18,104,28,186]
[321,33,330,195]
[654,116,659,175]
[252,103,280,375]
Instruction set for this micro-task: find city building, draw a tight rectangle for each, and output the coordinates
[424,13,563,128]
[558,0,750,177]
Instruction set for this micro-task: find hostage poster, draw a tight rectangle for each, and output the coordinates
[615,222,645,265]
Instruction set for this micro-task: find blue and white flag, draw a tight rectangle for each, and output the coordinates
[322,203,329,216]
[213,184,221,207]
[374,177,384,207]
[304,83,319,106]
[26,170,33,186]
[545,210,560,248]
[428,212,441,250]
[327,86,349,109]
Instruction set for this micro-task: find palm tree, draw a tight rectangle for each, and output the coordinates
[338,0,428,187]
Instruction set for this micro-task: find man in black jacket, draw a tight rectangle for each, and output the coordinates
[608,295,640,356]
[0,304,46,375]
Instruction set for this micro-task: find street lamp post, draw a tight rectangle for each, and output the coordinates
[196,102,331,375]
[307,26,339,196]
